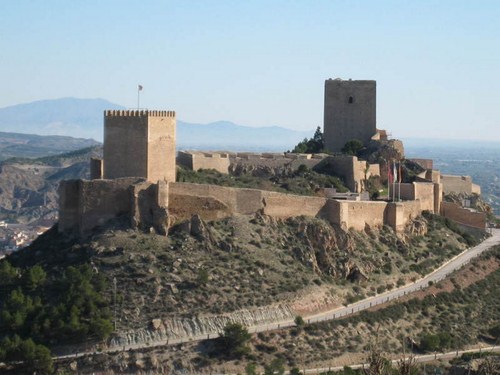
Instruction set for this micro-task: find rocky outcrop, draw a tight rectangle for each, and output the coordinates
[109,304,294,348]
[288,217,363,278]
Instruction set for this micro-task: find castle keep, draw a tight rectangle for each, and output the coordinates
[60,110,176,236]
[324,79,376,152]
[100,110,176,182]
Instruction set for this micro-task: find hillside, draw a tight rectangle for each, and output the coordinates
[0,147,101,223]
[0,131,99,161]
[0,211,485,373]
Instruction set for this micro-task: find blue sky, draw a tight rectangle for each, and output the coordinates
[1,0,499,141]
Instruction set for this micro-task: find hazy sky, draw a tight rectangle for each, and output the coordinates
[1,1,499,141]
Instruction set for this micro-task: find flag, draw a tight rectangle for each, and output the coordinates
[399,162,402,183]
[393,160,398,182]
[387,161,393,184]
[138,85,143,91]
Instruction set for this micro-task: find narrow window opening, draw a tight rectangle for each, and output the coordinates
[348,96,354,104]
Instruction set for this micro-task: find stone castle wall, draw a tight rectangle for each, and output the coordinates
[324,79,376,152]
[169,182,427,232]
[59,178,170,236]
[319,155,379,193]
[177,151,230,174]
[441,174,481,195]
[147,113,176,183]
[441,201,486,230]
[59,179,445,236]
[103,110,176,183]
[390,182,440,213]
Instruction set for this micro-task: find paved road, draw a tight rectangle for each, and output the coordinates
[246,229,500,332]
[53,228,500,360]
[299,345,500,374]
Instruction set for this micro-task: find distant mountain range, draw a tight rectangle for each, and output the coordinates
[0,131,99,161]
[0,98,312,152]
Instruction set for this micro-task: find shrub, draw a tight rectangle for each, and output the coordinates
[294,315,305,327]
[488,323,500,338]
[419,332,452,352]
[220,323,251,358]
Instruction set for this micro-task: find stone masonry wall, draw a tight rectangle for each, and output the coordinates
[441,174,481,195]
[441,201,486,229]
[177,151,230,174]
[390,182,440,213]
[168,182,423,232]
[103,110,176,183]
[324,79,376,152]
[58,178,170,236]
[104,113,148,180]
[60,180,436,236]
[147,113,176,183]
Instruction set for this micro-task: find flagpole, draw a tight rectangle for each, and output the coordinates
[398,161,402,202]
[392,160,396,202]
[137,86,140,110]
[387,160,390,202]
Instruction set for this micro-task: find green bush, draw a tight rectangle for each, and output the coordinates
[220,322,251,358]
[419,332,452,352]
[294,315,305,327]
[341,139,363,156]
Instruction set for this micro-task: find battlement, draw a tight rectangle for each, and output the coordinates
[104,110,176,117]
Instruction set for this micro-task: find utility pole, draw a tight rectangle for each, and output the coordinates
[113,277,117,331]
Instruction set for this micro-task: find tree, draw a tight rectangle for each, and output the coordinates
[20,339,54,375]
[0,336,53,374]
[294,315,305,327]
[291,126,324,153]
[23,265,47,291]
[0,261,19,286]
[341,139,364,156]
[220,322,251,357]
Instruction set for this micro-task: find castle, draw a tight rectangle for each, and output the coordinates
[58,80,487,237]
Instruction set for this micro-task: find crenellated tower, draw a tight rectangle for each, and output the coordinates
[102,110,176,183]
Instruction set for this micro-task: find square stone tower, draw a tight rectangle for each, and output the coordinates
[323,79,376,152]
[103,110,176,182]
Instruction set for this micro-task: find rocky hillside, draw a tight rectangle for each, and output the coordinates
[0,146,101,223]
[0,211,486,373]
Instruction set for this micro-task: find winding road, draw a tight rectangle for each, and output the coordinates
[50,228,500,362]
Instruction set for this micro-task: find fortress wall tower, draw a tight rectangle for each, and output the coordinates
[103,110,176,182]
[323,79,376,152]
